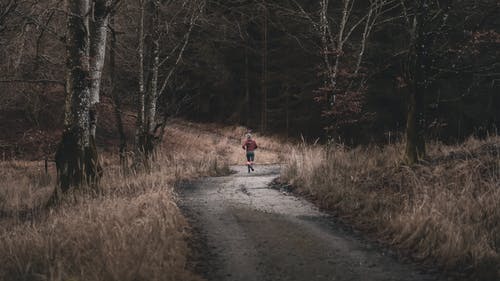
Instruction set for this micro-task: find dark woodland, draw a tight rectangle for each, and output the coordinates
[0,1,499,280]
[2,1,498,148]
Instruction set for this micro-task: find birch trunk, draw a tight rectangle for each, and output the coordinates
[146,0,160,135]
[55,0,101,193]
[355,5,374,74]
[137,0,160,158]
[319,0,349,103]
[89,0,113,138]
[330,0,350,101]
[136,0,146,156]
[319,0,335,90]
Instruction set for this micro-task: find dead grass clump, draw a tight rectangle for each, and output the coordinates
[0,161,54,214]
[0,189,199,281]
[281,137,500,278]
[0,153,208,281]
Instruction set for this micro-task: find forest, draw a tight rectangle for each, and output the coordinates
[0,0,499,281]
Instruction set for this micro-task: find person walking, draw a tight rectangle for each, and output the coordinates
[242,133,258,173]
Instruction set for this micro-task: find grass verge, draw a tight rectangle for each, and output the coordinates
[0,121,245,281]
[281,137,499,280]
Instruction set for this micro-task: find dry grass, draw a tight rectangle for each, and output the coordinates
[281,137,500,279]
[165,119,284,165]
[0,120,268,281]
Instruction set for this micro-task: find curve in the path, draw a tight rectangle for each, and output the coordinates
[180,165,443,281]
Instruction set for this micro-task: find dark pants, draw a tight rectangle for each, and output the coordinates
[246,152,255,162]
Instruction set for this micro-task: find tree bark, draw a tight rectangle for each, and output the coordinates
[137,0,160,159]
[109,17,127,167]
[56,0,101,193]
[260,0,268,133]
[89,0,114,138]
[405,0,429,164]
[245,45,251,127]
[135,0,147,159]
[146,0,160,135]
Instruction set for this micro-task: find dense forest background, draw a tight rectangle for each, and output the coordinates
[0,2,499,279]
[1,0,499,158]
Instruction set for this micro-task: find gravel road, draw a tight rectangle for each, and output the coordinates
[180,165,443,281]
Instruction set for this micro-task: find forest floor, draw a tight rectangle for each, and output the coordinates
[180,165,444,281]
[0,120,261,281]
[0,116,497,280]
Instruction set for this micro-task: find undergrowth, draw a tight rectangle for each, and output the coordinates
[0,121,254,281]
[281,137,500,280]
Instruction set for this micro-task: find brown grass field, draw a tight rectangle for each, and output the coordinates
[281,136,499,279]
[0,121,282,281]
[1,119,498,280]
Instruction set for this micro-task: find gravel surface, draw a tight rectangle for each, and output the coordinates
[180,165,443,281]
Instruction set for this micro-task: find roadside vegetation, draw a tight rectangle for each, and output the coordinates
[0,121,274,281]
[281,136,500,280]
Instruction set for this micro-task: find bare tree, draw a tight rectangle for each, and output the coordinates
[292,0,397,132]
[135,0,205,160]
[403,0,451,163]
[317,0,394,103]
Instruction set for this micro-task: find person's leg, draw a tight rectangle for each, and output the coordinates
[246,153,252,173]
[249,152,255,171]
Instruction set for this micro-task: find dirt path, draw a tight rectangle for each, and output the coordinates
[180,165,443,281]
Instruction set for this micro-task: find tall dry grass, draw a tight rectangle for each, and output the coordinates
[281,137,500,280]
[0,121,246,281]
[166,119,284,165]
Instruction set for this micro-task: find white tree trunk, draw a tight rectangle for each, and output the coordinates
[136,0,146,146]
[146,0,160,134]
[89,0,113,137]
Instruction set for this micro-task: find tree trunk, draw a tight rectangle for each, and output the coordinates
[260,0,268,133]
[109,17,127,167]
[89,0,113,138]
[405,0,429,164]
[56,0,101,193]
[245,45,251,127]
[137,0,160,159]
[146,0,160,135]
[135,0,147,159]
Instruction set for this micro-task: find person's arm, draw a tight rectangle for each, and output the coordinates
[242,141,247,150]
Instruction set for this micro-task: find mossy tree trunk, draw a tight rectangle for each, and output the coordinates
[55,0,102,193]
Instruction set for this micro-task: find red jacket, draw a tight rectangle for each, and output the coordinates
[242,139,258,152]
